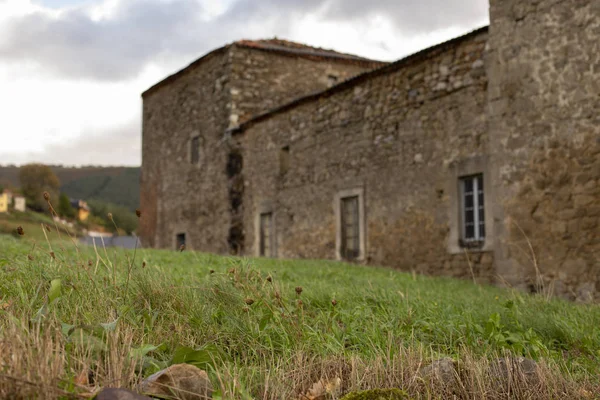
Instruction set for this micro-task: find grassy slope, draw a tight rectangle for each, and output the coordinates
[0,211,81,242]
[0,234,598,398]
[0,165,140,211]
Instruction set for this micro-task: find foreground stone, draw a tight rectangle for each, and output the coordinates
[95,388,151,400]
[141,363,212,400]
[418,358,457,386]
[340,388,410,400]
[487,356,538,385]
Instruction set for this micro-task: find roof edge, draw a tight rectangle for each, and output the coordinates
[142,45,229,97]
[232,25,489,134]
[234,41,387,66]
[142,39,387,98]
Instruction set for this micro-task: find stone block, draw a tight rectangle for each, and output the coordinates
[561,259,588,276]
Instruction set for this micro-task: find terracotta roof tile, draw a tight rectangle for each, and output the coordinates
[143,38,385,96]
[235,38,385,64]
[233,26,489,134]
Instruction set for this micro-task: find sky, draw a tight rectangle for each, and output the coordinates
[0,0,489,167]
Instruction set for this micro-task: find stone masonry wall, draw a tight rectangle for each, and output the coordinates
[240,29,494,281]
[228,47,383,125]
[140,50,233,252]
[487,0,600,300]
[141,46,382,252]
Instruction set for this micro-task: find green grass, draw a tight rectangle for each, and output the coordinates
[0,233,599,399]
[0,210,81,242]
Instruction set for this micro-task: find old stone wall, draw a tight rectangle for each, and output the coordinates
[487,0,600,300]
[141,45,382,252]
[228,46,383,125]
[140,50,233,252]
[240,29,494,281]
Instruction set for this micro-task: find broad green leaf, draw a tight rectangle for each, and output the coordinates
[70,328,107,353]
[61,322,75,337]
[31,304,48,323]
[259,312,272,331]
[171,344,221,370]
[48,279,62,304]
[130,343,162,359]
[100,318,119,332]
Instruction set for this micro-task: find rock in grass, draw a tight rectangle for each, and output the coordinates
[340,388,410,400]
[95,388,152,400]
[418,358,457,385]
[141,363,212,400]
[487,356,538,385]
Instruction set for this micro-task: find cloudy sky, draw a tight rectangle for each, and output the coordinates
[0,0,488,167]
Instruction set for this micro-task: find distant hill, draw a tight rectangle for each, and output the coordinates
[0,165,140,211]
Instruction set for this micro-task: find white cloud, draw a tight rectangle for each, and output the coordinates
[0,0,489,166]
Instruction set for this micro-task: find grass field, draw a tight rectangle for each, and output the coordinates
[0,229,599,399]
[0,210,81,242]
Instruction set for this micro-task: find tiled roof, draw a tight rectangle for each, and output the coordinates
[234,38,385,64]
[232,26,489,134]
[142,38,385,96]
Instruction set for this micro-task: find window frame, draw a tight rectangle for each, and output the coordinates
[340,195,360,260]
[279,145,290,175]
[335,188,365,261]
[175,232,186,250]
[459,174,485,247]
[190,135,201,164]
[446,156,494,254]
[258,212,274,257]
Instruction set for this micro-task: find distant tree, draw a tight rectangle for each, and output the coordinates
[87,199,138,235]
[58,193,76,219]
[19,163,60,212]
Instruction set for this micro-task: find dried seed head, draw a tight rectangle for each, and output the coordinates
[209,269,215,274]
[45,224,51,232]
[179,244,185,252]
[16,226,24,236]
[107,212,113,221]
[332,299,338,307]
[274,291,281,300]
[245,298,254,305]
[297,299,303,306]
[43,191,50,201]
[266,275,272,282]
[88,260,93,267]
[135,209,141,218]
[49,251,56,260]
[27,254,34,261]
[142,261,146,268]
[295,286,303,295]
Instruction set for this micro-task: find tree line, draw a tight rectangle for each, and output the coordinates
[16,163,138,234]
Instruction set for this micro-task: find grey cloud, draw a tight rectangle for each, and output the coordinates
[229,0,488,35]
[0,0,487,81]
[0,0,240,81]
[322,0,489,35]
[0,120,141,166]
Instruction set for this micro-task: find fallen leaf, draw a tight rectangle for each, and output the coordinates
[0,300,12,310]
[302,377,341,400]
[74,369,89,387]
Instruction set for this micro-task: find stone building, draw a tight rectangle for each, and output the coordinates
[141,0,599,301]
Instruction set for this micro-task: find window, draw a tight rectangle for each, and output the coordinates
[460,174,485,245]
[327,74,339,86]
[191,136,200,164]
[340,196,360,260]
[176,233,186,249]
[259,212,273,257]
[279,145,290,175]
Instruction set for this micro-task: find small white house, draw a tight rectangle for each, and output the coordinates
[14,196,26,212]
